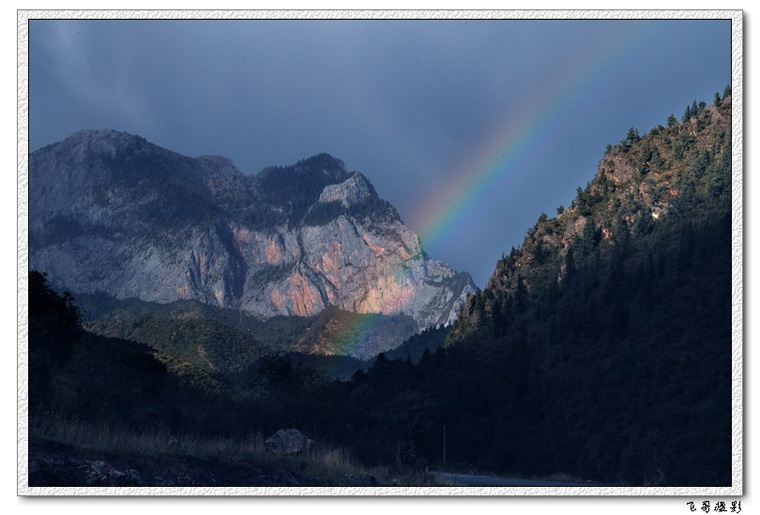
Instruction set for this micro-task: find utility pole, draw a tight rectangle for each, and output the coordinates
[443,424,447,466]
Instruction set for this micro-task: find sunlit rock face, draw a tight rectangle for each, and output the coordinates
[29,130,476,328]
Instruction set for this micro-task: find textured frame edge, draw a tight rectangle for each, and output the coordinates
[16,8,744,498]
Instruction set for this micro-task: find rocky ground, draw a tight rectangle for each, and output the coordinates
[26,438,379,488]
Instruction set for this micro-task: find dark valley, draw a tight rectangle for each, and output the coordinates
[27,90,733,488]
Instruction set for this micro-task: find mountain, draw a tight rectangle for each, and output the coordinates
[29,130,476,330]
[448,95,732,343]
[417,92,732,485]
[27,93,734,488]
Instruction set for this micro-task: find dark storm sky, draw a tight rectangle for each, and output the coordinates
[28,17,732,287]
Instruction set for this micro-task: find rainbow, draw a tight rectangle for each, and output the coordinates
[412,20,657,258]
[325,20,659,370]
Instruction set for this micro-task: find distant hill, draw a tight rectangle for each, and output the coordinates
[79,294,418,369]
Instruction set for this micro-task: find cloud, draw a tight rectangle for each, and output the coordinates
[32,21,157,135]
[28,18,732,286]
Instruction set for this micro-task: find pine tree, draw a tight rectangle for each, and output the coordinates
[513,278,528,315]
[563,247,576,285]
[683,105,692,123]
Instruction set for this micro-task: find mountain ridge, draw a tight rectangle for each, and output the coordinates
[29,130,476,329]
[448,93,732,344]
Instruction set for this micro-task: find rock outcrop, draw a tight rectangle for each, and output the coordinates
[265,429,314,456]
[29,130,475,329]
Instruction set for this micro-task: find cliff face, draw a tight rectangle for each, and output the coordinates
[29,130,475,328]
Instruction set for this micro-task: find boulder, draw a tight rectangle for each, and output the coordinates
[265,428,314,456]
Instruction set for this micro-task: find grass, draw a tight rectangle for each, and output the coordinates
[28,412,445,487]
[30,412,264,457]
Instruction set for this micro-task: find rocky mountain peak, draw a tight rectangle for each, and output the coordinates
[30,132,476,330]
[317,172,376,208]
[256,153,349,184]
[293,153,349,179]
[196,154,237,170]
[53,128,141,149]
[49,129,156,166]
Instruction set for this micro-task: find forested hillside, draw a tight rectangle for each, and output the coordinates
[325,90,733,485]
